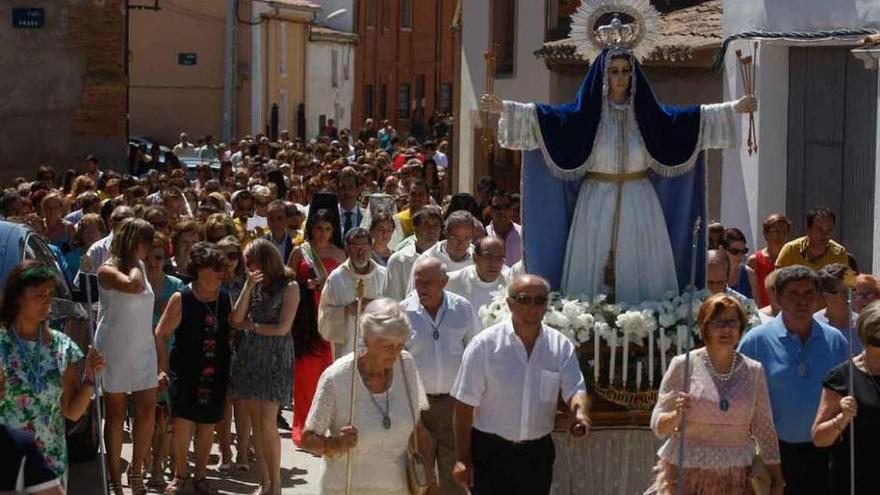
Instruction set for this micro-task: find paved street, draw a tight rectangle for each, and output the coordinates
[68,410,323,494]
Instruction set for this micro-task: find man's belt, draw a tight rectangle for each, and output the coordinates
[585,170,650,182]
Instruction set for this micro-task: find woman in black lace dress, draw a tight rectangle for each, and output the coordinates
[155,242,232,494]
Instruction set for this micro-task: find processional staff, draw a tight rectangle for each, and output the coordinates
[735,42,758,155]
[482,44,499,155]
[345,278,366,495]
[80,255,110,495]
[675,216,701,495]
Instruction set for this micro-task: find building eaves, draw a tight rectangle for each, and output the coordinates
[535,0,722,65]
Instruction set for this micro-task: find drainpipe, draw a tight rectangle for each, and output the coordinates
[223,0,238,141]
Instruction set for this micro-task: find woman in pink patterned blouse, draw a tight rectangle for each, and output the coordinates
[648,294,785,494]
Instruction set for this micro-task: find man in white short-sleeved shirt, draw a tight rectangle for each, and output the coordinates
[446,236,510,315]
[400,257,482,495]
[451,274,591,495]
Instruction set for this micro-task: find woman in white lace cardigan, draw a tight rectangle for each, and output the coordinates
[303,298,429,495]
[649,293,785,494]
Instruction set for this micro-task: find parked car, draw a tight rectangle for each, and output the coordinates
[0,221,98,461]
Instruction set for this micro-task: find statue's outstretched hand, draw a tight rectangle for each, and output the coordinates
[734,95,758,114]
[480,94,503,114]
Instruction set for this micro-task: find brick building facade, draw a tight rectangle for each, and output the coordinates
[0,1,127,181]
[352,0,457,139]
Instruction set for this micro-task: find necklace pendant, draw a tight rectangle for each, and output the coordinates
[719,398,729,412]
[433,329,439,341]
[797,363,808,376]
[383,415,391,430]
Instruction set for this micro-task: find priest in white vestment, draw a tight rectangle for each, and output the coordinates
[318,228,387,357]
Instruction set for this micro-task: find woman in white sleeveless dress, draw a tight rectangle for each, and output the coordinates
[95,218,158,495]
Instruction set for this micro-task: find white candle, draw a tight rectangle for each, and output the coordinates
[623,334,629,389]
[609,334,617,386]
[660,333,668,375]
[648,331,654,388]
[594,330,600,385]
[636,361,643,390]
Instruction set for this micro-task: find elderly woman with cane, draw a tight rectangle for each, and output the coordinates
[812,301,880,494]
[649,294,785,494]
[302,298,429,495]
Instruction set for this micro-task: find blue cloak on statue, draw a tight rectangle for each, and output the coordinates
[522,49,707,294]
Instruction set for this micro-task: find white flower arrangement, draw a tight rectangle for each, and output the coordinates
[479,288,763,391]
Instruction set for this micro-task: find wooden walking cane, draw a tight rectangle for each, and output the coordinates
[345,278,366,495]
[675,217,702,495]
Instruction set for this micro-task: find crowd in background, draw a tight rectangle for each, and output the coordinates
[1,118,880,495]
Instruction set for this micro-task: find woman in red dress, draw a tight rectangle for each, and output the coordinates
[286,208,346,446]
[747,214,791,307]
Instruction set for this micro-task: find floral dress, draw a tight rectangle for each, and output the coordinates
[0,327,83,478]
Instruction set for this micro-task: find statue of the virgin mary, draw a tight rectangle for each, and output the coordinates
[482,0,756,304]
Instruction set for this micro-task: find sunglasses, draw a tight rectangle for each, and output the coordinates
[511,294,549,306]
[491,204,510,210]
[726,247,749,256]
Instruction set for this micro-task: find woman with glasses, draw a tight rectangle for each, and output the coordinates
[155,242,232,495]
[853,274,880,313]
[812,301,880,494]
[169,221,203,284]
[720,227,759,301]
[217,235,251,471]
[145,233,185,489]
[748,214,792,307]
[649,294,784,494]
[287,208,345,447]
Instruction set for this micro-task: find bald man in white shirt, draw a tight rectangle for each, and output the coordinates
[401,257,482,495]
[451,275,591,495]
[446,236,510,315]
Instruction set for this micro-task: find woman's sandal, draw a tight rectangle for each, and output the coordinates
[193,477,219,495]
[163,476,189,495]
[108,481,124,495]
[128,473,148,495]
[146,473,168,490]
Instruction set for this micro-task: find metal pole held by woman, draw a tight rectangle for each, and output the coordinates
[675,216,702,495]
[82,255,109,495]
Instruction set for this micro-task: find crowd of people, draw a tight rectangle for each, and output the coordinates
[0,123,878,495]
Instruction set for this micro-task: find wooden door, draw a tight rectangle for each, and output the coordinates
[787,46,878,270]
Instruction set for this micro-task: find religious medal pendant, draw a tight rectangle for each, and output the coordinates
[719,398,729,412]
[433,329,439,341]
[383,415,391,430]
[797,362,808,376]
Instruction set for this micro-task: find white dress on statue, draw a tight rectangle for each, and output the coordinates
[499,99,737,303]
